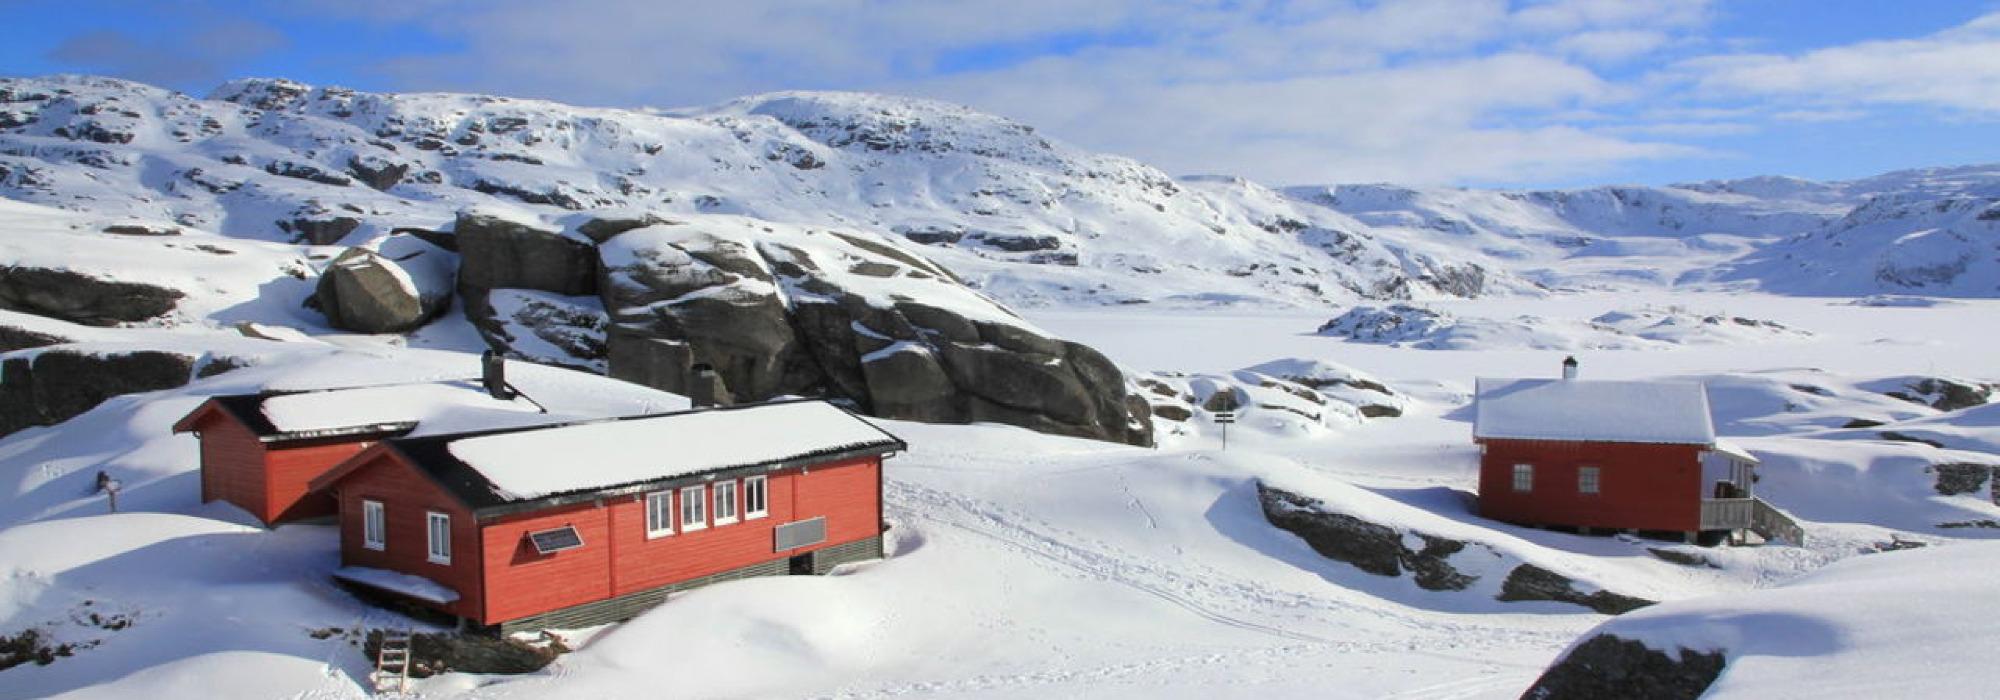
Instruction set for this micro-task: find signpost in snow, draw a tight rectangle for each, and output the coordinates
[1214,411,1237,451]
[96,470,122,514]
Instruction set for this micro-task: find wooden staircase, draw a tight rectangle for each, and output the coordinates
[372,629,413,695]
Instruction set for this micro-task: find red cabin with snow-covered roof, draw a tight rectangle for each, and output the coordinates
[171,381,540,526]
[1473,362,1760,541]
[308,398,904,632]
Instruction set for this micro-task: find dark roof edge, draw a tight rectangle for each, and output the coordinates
[1474,434,1715,447]
[260,422,419,444]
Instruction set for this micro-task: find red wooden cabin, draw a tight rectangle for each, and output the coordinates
[309,399,904,632]
[172,382,539,526]
[1473,362,1760,542]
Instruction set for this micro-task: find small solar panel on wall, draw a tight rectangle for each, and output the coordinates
[773,517,827,551]
[528,526,584,554]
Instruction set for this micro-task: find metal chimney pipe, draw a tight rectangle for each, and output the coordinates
[482,349,517,400]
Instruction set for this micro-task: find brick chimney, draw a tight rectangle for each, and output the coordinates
[1562,355,1579,380]
[689,363,732,408]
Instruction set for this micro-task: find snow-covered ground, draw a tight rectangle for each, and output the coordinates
[3,290,1999,699]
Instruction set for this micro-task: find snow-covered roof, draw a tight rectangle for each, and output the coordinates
[1474,378,1715,445]
[259,382,540,435]
[389,400,903,511]
[1712,439,1760,464]
[332,566,459,604]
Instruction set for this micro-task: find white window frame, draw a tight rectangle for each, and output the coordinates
[1512,463,1533,493]
[714,480,739,526]
[645,491,675,539]
[681,485,708,531]
[362,499,386,551]
[1578,466,1601,494]
[744,475,769,520]
[426,511,452,565]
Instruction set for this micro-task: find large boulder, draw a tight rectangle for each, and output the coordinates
[469,289,610,371]
[314,234,455,333]
[455,212,599,298]
[587,218,1153,446]
[0,266,183,326]
[0,349,202,436]
[1521,634,1726,700]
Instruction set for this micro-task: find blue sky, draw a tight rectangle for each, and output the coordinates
[3,0,1998,188]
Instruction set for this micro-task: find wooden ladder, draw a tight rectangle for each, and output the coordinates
[372,629,413,695]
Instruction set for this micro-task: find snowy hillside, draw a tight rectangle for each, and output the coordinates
[6,74,2000,314]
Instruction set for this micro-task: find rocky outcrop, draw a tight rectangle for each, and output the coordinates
[1258,483,1476,591]
[1932,463,1998,503]
[592,219,1153,446]
[0,266,183,326]
[1498,564,1653,615]
[314,235,455,334]
[1521,635,1726,700]
[0,349,199,437]
[1259,482,1654,612]
[470,289,609,370]
[455,212,598,299]
[281,217,362,245]
[0,323,68,352]
[1885,377,1994,412]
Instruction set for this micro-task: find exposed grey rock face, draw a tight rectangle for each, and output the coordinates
[1498,564,1653,615]
[1932,463,1998,502]
[1257,483,1476,591]
[1885,377,1994,412]
[282,217,362,245]
[1259,482,1654,611]
[1521,634,1725,700]
[0,349,198,437]
[469,289,609,371]
[455,213,599,298]
[591,220,1153,446]
[0,323,68,352]
[314,235,455,334]
[0,266,183,326]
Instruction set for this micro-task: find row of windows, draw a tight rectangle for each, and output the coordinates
[360,500,452,564]
[647,475,769,538]
[358,475,773,565]
[1510,464,1600,494]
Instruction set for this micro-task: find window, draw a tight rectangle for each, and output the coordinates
[645,491,675,538]
[744,475,769,520]
[714,480,739,525]
[426,512,452,564]
[681,485,708,531]
[362,500,386,551]
[1578,466,1601,494]
[1512,464,1534,493]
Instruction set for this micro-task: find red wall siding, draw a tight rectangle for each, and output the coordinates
[194,413,269,523]
[1478,439,1703,532]
[264,440,372,524]
[480,502,612,624]
[477,455,885,625]
[332,451,483,621]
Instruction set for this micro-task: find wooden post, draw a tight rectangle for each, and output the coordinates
[1214,411,1237,451]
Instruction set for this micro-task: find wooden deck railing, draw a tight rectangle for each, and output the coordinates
[1699,497,1753,530]
[1750,497,1805,545]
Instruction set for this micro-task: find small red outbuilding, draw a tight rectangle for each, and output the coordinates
[1473,368,1760,542]
[309,398,904,632]
[171,382,538,526]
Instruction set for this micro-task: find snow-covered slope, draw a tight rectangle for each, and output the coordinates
[8,74,2000,312]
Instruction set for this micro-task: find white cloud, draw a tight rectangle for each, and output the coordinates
[1555,29,1671,63]
[1679,11,2000,114]
[263,0,1733,185]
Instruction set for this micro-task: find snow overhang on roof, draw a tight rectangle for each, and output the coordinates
[1474,377,1716,446]
[386,398,907,517]
[1712,440,1760,464]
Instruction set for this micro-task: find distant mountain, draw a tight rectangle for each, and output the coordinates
[1,74,1997,306]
